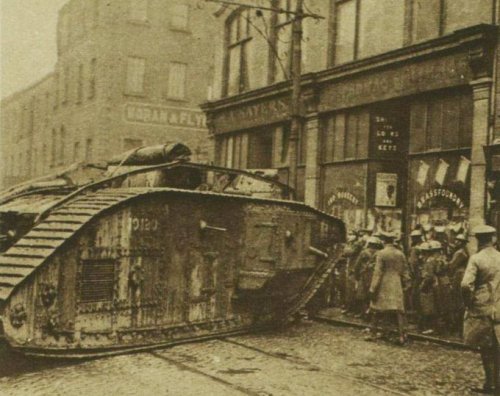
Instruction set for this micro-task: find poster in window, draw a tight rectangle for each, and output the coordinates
[375,173,398,207]
[417,160,430,186]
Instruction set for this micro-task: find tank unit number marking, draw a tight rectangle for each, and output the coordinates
[130,217,159,232]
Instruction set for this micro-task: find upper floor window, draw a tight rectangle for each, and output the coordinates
[129,0,148,22]
[126,57,146,95]
[170,4,189,31]
[273,0,293,82]
[168,62,187,99]
[333,0,405,65]
[225,9,252,96]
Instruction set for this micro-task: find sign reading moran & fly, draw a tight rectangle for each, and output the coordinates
[125,103,207,130]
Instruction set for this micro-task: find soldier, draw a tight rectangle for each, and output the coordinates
[449,234,469,335]
[461,225,500,394]
[353,236,383,318]
[418,242,437,334]
[429,240,454,334]
[367,231,410,344]
[408,229,424,315]
[344,230,365,315]
[434,225,451,259]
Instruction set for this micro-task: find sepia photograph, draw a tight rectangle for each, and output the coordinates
[0,0,500,395]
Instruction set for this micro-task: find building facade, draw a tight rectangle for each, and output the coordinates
[203,0,500,239]
[1,0,218,188]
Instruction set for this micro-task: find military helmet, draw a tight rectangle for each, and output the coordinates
[472,225,497,236]
[418,242,431,251]
[455,234,468,242]
[410,229,423,237]
[428,240,443,251]
[367,236,383,246]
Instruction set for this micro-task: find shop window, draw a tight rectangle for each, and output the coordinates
[248,131,273,169]
[409,92,472,153]
[443,0,492,34]
[225,9,252,96]
[219,134,248,169]
[168,62,187,100]
[170,4,189,31]
[126,57,146,95]
[129,0,148,22]
[323,110,369,162]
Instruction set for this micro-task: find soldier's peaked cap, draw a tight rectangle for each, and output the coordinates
[455,234,468,241]
[410,230,423,237]
[379,230,396,240]
[472,225,497,236]
[367,237,383,245]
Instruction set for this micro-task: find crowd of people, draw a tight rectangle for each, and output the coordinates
[327,224,473,339]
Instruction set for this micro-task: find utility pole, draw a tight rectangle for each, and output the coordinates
[287,0,303,194]
[205,0,322,196]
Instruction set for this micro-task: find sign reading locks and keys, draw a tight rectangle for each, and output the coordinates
[372,113,402,158]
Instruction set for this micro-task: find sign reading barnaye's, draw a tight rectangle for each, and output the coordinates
[212,96,290,134]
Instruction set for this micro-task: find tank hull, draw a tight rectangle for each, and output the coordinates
[0,188,344,358]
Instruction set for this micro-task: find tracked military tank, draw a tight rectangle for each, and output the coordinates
[0,143,345,358]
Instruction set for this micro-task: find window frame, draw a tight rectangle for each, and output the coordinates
[270,0,294,83]
[223,8,253,97]
[167,61,188,100]
[125,56,146,96]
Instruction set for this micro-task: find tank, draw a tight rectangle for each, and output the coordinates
[0,144,345,358]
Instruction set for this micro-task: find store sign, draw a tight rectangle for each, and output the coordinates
[416,188,465,209]
[327,191,360,207]
[375,173,398,207]
[213,97,290,134]
[372,114,401,156]
[320,53,470,112]
[125,103,207,129]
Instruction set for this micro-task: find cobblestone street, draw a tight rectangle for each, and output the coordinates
[0,321,484,395]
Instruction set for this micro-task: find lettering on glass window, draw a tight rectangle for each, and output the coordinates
[170,4,189,30]
[126,57,146,94]
[168,62,187,99]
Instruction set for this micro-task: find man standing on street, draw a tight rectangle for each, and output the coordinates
[368,231,410,345]
[461,225,500,394]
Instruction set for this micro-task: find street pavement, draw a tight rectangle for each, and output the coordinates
[0,321,484,395]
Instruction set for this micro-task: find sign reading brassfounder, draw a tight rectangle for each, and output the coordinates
[125,103,207,130]
[213,96,290,134]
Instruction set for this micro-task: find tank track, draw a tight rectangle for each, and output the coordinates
[0,190,143,301]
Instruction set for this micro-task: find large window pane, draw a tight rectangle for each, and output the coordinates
[444,0,492,34]
[227,46,241,96]
[412,0,440,42]
[335,1,356,65]
[358,0,404,58]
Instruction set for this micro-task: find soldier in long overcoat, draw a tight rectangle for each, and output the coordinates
[368,231,410,344]
[354,236,383,318]
[461,225,500,394]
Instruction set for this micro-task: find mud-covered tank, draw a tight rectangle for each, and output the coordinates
[0,144,345,358]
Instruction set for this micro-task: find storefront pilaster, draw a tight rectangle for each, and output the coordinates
[304,113,320,207]
[469,77,493,241]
